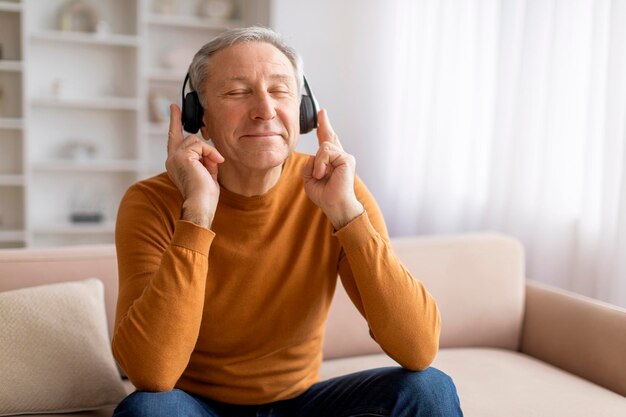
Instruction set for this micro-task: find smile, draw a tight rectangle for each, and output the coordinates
[241,133,283,138]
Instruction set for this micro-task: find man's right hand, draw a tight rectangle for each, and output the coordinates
[165,104,224,228]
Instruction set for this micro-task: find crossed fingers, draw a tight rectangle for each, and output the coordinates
[166,104,224,176]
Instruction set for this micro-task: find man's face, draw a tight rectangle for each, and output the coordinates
[199,42,300,172]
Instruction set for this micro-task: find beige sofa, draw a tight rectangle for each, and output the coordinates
[1,232,625,416]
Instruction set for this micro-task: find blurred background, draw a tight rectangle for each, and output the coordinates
[1,0,626,308]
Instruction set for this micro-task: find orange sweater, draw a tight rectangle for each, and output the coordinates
[113,152,440,405]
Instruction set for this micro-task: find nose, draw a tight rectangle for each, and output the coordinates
[250,91,277,121]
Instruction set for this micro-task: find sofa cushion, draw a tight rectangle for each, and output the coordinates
[319,348,626,417]
[0,279,127,416]
[0,245,119,343]
[16,381,135,417]
[17,408,118,417]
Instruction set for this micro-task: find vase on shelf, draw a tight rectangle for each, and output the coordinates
[58,0,101,33]
[154,0,178,15]
[197,0,235,20]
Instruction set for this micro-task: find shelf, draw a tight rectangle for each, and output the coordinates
[148,69,186,82]
[33,222,115,235]
[31,30,139,47]
[0,60,22,72]
[2,0,270,248]
[0,175,25,186]
[0,230,26,242]
[146,14,241,30]
[32,159,139,172]
[0,1,21,13]
[31,96,141,111]
[0,118,23,129]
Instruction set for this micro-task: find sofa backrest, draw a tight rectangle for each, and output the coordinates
[0,232,526,361]
[0,245,119,340]
[322,233,526,359]
[394,233,525,349]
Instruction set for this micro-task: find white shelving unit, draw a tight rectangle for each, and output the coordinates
[0,175,25,185]
[0,0,270,247]
[33,222,116,235]
[30,96,142,111]
[30,30,140,47]
[0,229,26,241]
[0,59,22,71]
[32,159,140,172]
[145,12,241,29]
[0,0,26,248]
[23,0,141,247]
[0,117,23,129]
[0,1,21,13]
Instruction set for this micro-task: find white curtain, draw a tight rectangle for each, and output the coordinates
[378,0,626,308]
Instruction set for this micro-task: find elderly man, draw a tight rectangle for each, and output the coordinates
[112,26,462,417]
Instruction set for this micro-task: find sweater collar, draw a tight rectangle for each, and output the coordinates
[217,155,295,210]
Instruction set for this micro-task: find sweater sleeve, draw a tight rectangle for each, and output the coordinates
[112,183,214,391]
[335,178,441,370]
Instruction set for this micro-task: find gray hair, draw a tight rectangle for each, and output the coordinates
[187,26,304,107]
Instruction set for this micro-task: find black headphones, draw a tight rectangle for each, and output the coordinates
[181,73,319,134]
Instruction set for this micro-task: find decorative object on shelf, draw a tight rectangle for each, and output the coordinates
[59,141,98,161]
[148,87,177,122]
[154,0,178,15]
[69,210,104,223]
[70,211,103,223]
[95,20,111,37]
[51,78,64,98]
[69,185,105,224]
[161,46,196,71]
[197,0,236,20]
[58,0,100,33]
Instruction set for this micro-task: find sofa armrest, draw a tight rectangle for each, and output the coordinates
[521,280,626,396]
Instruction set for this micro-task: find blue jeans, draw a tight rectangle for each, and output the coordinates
[112,366,463,417]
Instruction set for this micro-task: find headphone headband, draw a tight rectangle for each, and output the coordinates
[182,72,190,107]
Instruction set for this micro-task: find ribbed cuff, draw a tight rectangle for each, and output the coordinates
[171,220,215,255]
[333,211,378,252]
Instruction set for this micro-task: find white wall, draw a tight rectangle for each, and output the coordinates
[271,1,395,208]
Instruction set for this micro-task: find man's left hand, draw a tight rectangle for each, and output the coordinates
[302,109,364,229]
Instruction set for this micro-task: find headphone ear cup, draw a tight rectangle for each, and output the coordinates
[299,95,318,134]
[182,91,204,134]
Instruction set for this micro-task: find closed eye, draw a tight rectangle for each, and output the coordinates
[225,90,250,96]
[270,89,292,97]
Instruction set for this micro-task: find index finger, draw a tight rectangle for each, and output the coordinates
[167,103,184,154]
[316,108,342,149]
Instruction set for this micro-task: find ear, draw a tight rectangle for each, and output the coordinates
[200,112,209,140]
